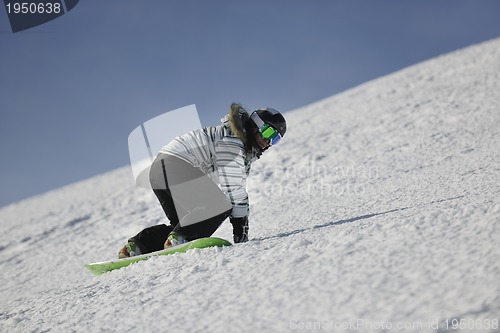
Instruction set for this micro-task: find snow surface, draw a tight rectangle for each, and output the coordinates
[1,38,500,333]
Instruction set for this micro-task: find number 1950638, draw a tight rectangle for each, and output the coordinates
[5,2,62,14]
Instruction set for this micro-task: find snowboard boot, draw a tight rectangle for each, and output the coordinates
[118,241,141,259]
[164,231,187,248]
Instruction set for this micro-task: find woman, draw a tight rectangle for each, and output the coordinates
[119,103,286,258]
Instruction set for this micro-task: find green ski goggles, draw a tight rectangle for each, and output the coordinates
[259,123,281,145]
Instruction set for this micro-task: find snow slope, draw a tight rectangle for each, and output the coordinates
[1,38,499,333]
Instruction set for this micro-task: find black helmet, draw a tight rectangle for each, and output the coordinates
[250,108,287,137]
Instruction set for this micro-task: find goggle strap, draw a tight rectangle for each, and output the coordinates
[250,112,266,129]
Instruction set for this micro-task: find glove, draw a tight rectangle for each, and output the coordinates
[230,216,249,243]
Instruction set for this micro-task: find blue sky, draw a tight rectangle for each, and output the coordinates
[1,1,500,207]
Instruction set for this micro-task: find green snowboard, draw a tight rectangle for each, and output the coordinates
[85,237,232,276]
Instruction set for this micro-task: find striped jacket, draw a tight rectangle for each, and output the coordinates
[158,104,260,218]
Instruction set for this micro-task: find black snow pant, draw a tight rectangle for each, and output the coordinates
[129,154,232,254]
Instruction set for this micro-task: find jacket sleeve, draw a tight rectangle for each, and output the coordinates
[215,137,249,218]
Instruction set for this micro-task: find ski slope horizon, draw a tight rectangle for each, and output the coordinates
[1,38,499,332]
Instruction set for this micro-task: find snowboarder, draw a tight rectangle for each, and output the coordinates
[118,103,287,258]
